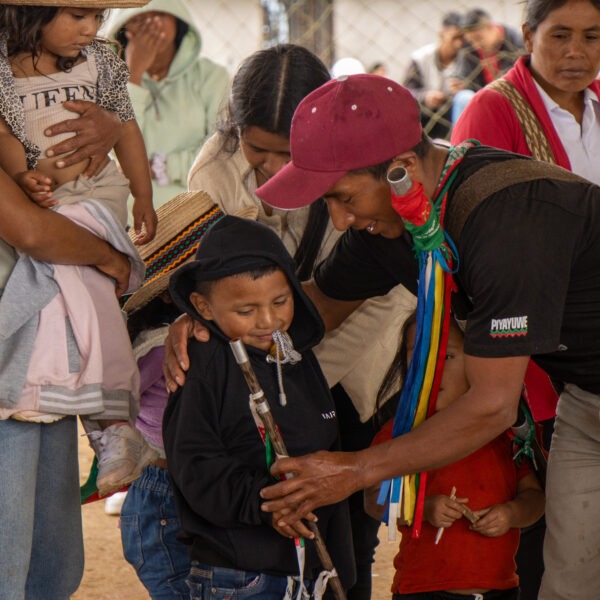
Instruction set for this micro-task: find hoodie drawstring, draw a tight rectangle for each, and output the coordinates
[267,330,301,406]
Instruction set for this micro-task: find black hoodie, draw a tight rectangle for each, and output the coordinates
[163,216,355,587]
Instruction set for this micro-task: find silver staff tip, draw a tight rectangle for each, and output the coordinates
[229,338,249,364]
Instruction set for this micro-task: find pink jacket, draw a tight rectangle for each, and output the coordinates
[0,201,142,419]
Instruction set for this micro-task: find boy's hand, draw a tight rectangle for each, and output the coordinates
[424,494,470,528]
[470,504,512,537]
[271,508,317,540]
[15,170,57,207]
[131,197,157,245]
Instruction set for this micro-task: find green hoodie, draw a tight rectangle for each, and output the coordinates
[106,0,229,207]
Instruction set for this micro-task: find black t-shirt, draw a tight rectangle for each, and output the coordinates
[315,146,600,393]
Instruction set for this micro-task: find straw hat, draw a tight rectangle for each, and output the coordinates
[123,191,225,315]
[2,1,150,7]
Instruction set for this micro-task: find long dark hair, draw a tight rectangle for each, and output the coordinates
[375,312,417,422]
[0,6,105,71]
[219,44,332,280]
[525,0,600,30]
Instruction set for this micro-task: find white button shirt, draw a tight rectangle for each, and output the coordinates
[534,79,600,186]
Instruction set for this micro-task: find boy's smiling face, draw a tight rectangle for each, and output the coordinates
[190,268,294,351]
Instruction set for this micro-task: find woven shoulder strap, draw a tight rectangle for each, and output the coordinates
[487,78,556,164]
[445,158,589,243]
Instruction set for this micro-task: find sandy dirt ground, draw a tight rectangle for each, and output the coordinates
[73,426,397,600]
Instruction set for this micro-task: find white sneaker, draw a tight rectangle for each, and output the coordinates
[90,423,158,497]
[104,491,128,515]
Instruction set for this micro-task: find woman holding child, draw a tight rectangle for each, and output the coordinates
[0,1,146,598]
[0,172,131,600]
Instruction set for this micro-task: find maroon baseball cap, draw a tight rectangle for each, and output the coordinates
[256,74,422,210]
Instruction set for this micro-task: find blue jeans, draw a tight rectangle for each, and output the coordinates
[0,417,83,600]
[120,465,190,599]
[186,563,293,600]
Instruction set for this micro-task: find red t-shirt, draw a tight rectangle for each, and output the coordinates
[372,421,529,593]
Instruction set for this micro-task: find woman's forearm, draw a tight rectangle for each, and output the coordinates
[0,168,111,263]
[0,168,130,293]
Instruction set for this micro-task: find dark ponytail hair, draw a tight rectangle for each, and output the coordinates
[374,312,417,426]
[218,44,332,280]
[0,6,105,72]
[525,0,600,30]
[219,44,330,148]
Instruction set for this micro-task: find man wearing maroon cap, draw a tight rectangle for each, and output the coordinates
[164,74,600,598]
[251,74,600,599]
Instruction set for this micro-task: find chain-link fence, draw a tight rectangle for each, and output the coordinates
[187,0,526,138]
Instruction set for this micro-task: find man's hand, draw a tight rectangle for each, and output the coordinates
[260,451,362,524]
[163,314,211,392]
[15,170,57,207]
[44,101,121,177]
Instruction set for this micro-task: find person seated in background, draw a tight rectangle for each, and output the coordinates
[402,11,465,139]
[450,7,524,122]
[106,0,229,208]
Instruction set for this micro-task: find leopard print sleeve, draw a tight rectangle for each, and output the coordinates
[88,41,136,123]
[0,34,41,168]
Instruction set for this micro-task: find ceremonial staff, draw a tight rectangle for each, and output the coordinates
[230,337,346,600]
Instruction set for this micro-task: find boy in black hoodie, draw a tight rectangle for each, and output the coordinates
[164,215,355,599]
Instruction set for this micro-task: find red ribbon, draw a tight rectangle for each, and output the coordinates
[390,180,431,227]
